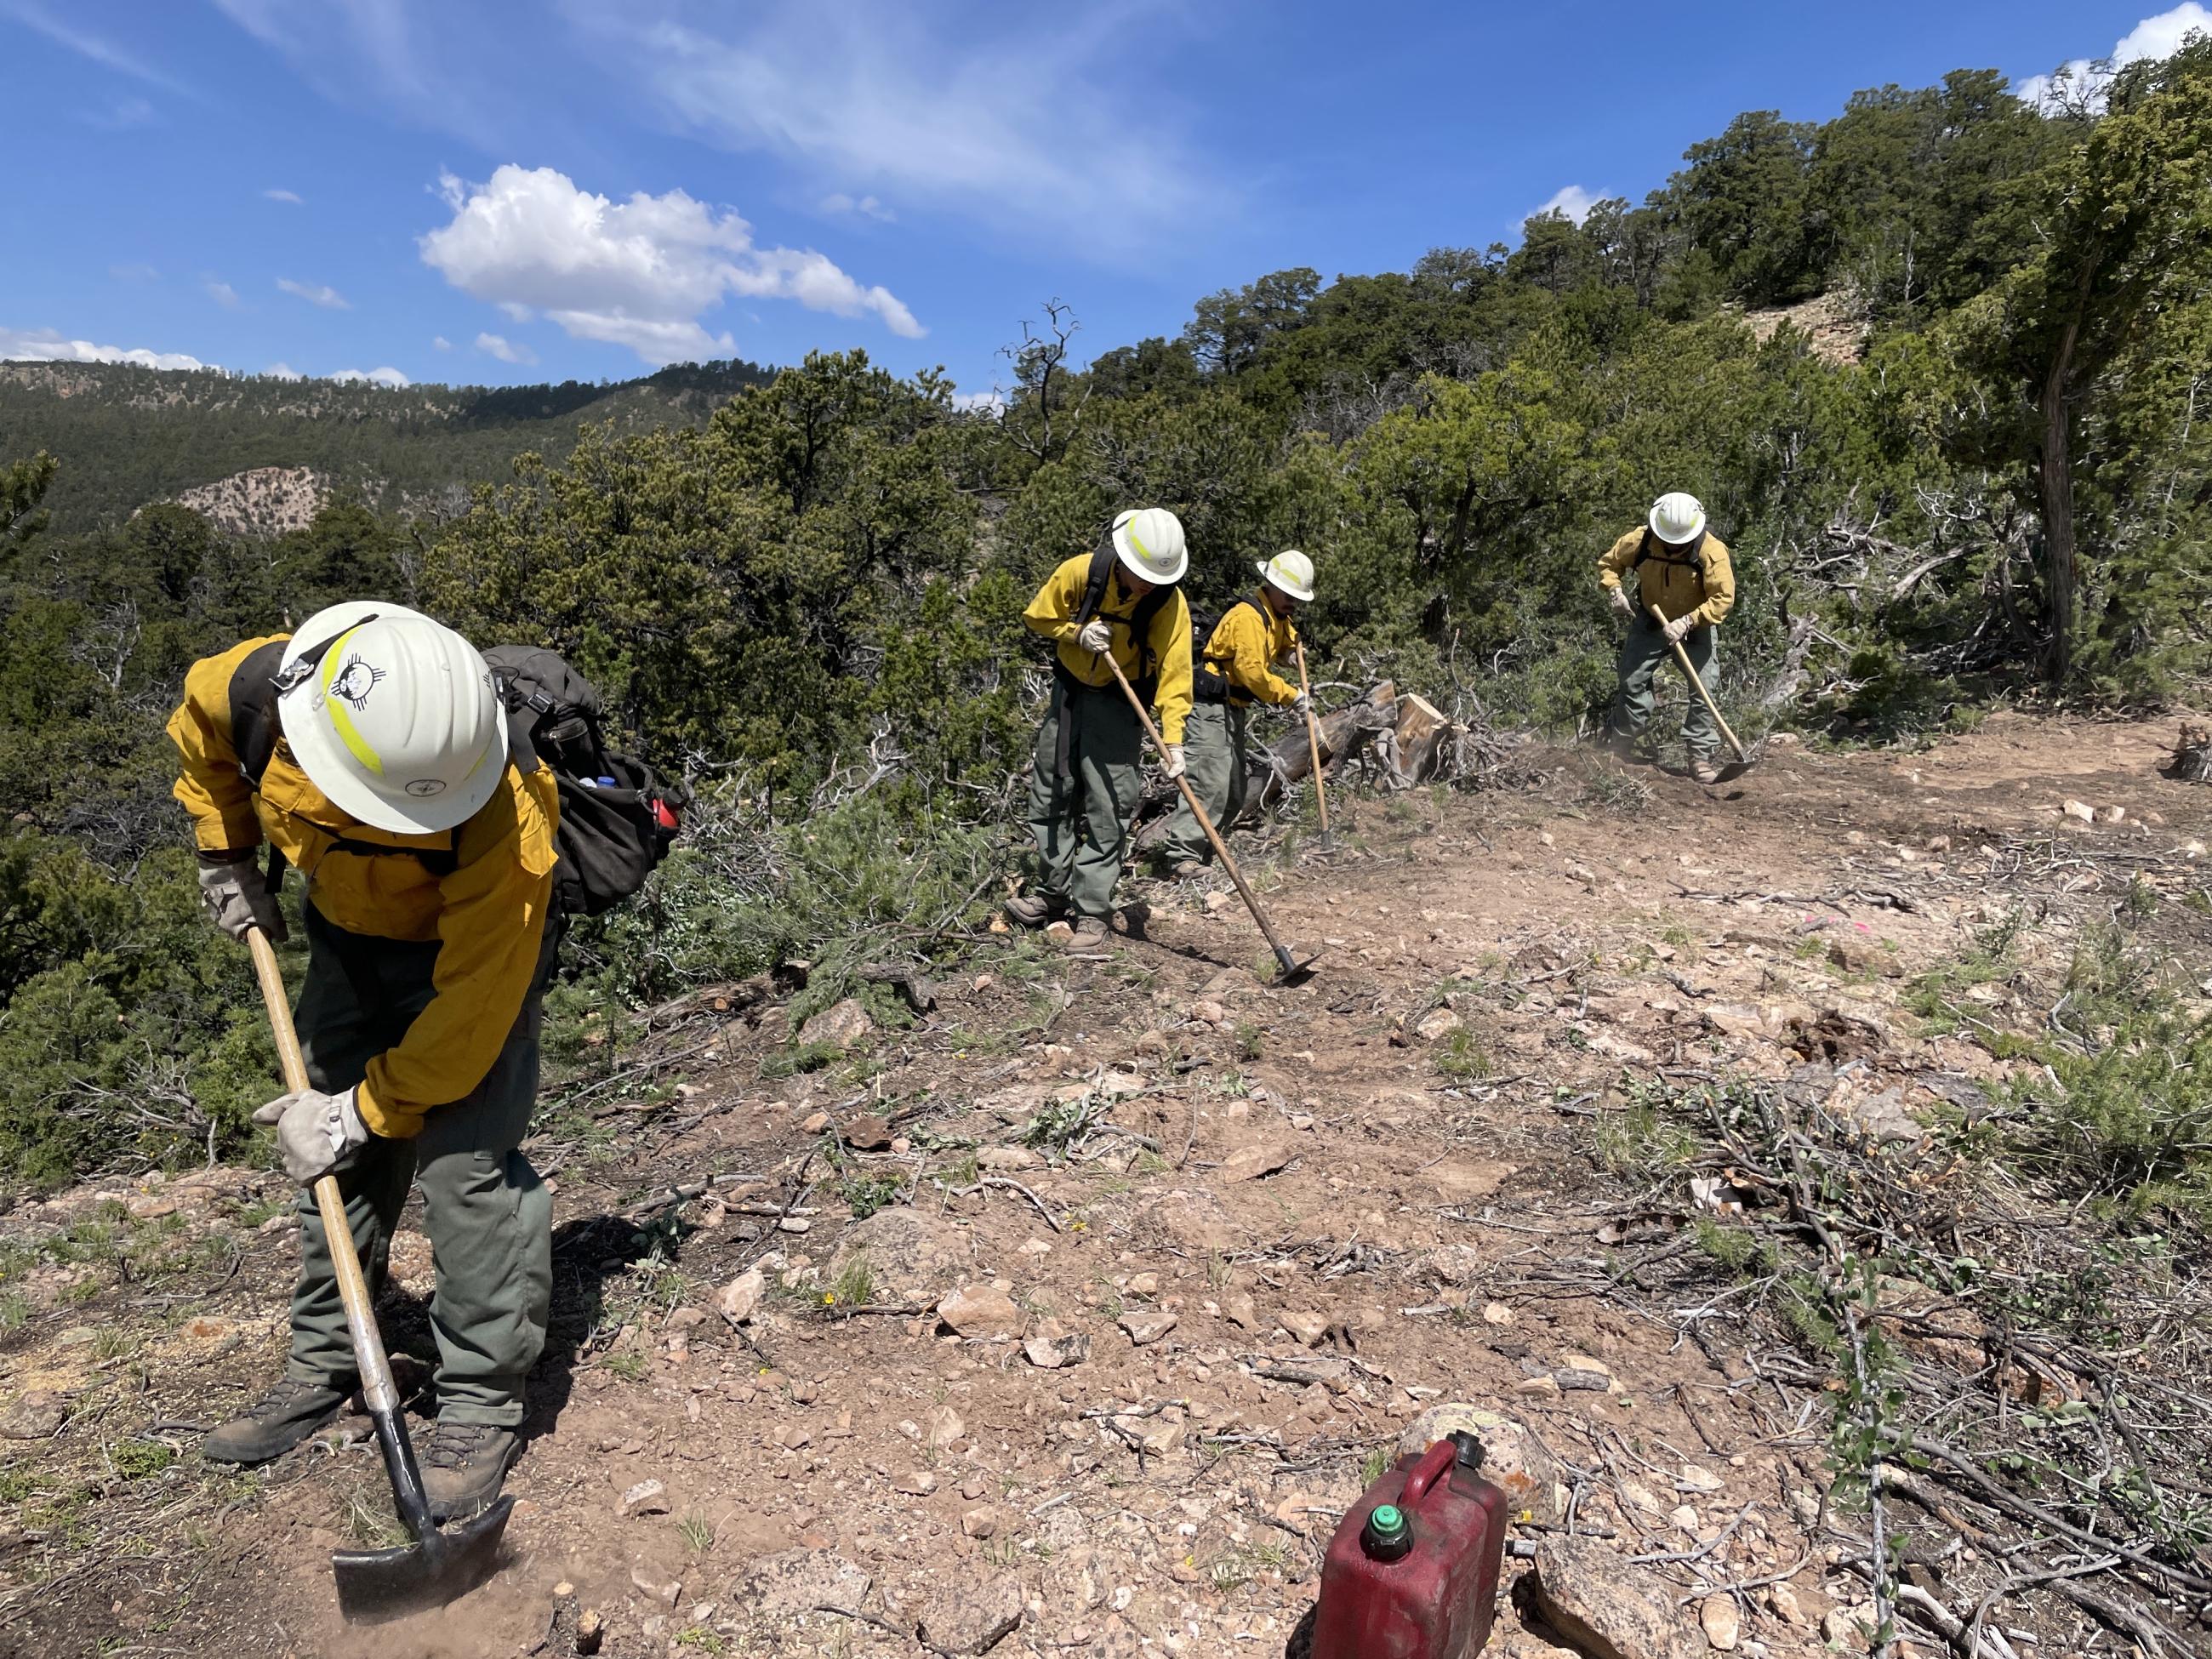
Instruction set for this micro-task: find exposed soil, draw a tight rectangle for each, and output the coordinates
[3,713,2209,1659]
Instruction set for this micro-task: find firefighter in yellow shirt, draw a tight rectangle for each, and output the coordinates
[1597,492,1736,783]
[168,602,556,1522]
[1008,509,1193,949]
[1158,550,1315,875]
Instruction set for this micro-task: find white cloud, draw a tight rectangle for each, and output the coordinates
[951,389,1006,415]
[276,276,351,310]
[820,191,895,223]
[1530,185,1601,228]
[265,362,301,379]
[264,187,305,204]
[2017,3,2210,108]
[0,325,209,372]
[81,95,157,130]
[419,164,924,364]
[573,2,1218,249]
[432,334,452,350]
[332,366,411,388]
[203,279,242,309]
[1,1,194,94]
[475,331,538,365]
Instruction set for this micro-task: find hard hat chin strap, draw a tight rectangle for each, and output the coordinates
[272,614,379,698]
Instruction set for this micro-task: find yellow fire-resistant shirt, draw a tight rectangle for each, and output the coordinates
[1023,555,1194,744]
[1597,527,1736,628]
[1200,593,1301,709]
[168,636,560,1139]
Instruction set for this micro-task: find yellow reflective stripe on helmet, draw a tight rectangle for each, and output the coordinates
[1126,523,1153,562]
[317,626,385,777]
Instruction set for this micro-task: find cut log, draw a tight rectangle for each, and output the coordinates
[1393,693,1452,784]
[1258,682,1399,807]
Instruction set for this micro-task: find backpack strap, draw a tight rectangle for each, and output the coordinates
[1632,528,1706,579]
[225,639,291,789]
[1074,534,1117,627]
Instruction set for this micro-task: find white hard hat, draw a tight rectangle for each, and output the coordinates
[276,601,509,834]
[1111,507,1188,585]
[1649,492,1707,546]
[1256,549,1316,603]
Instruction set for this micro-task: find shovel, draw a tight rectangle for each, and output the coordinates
[1648,604,1760,782]
[1292,636,1331,847]
[245,926,514,1623]
[1099,655,1320,983]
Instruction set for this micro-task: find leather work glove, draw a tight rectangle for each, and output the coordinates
[1075,619,1114,655]
[1609,584,1635,619]
[254,1087,371,1186]
[1161,744,1187,780]
[1292,691,1312,715]
[198,858,287,943]
[1662,613,1698,645]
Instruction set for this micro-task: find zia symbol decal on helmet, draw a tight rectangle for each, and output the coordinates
[328,654,386,710]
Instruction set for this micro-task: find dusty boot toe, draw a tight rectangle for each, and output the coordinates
[201,1377,351,1466]
[1063,916,1110,949]
[420,1422,522,1522]
[1690,757,1724,784]
[1003,892,1067,929]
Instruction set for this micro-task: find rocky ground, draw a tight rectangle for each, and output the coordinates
[3,713,2209,1659]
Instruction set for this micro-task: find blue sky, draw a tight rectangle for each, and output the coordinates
[1,0,2199,398]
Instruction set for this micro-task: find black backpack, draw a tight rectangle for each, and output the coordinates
[482,646,687,916]
[227,632,685,917]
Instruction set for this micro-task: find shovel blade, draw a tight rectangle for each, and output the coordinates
[1274,945,1322,985]
[332,1496,514,1624]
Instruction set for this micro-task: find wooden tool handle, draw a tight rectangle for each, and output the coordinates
[1097,654,1298,966]
[1294,636,1331,836]
[1647,605,1748,761]
[246,927,400,1416]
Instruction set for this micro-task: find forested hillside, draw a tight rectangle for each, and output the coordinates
[3,46,2209,1188]
[0,356,775,531]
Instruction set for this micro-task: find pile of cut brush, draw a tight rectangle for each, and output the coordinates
[1252,680,1538,808]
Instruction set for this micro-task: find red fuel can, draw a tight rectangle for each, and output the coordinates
[1309,1431,1510,1659]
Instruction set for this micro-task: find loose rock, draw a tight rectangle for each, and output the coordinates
[826,1207,974,1306]
[1219,1141,1293,1183]
[0,1393,67,1440]
[797,997,874,1049]
[1023,1329,1091,1370]
[917,1574,1024,1656]
[618,1479,670,1518]
[1530,1536,1701,1659]
[842,1114,893,1151]
[716,1267,767,1326]
[938,1283,1021,1339]
[1699,1594,1740,1651]
[1119,1311,1177,1346]
[738,1550,872,1621]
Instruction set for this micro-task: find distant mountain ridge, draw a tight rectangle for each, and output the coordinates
[0,356,778,532]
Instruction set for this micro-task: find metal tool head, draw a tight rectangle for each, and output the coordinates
[1273,944,1322,986]
[332,1496,515,1624]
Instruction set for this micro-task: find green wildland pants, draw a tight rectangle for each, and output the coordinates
[284,904,556,1427]
[1159,700,1250,864]
[1611,615,1720,761]
[1027,676,1144,921]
